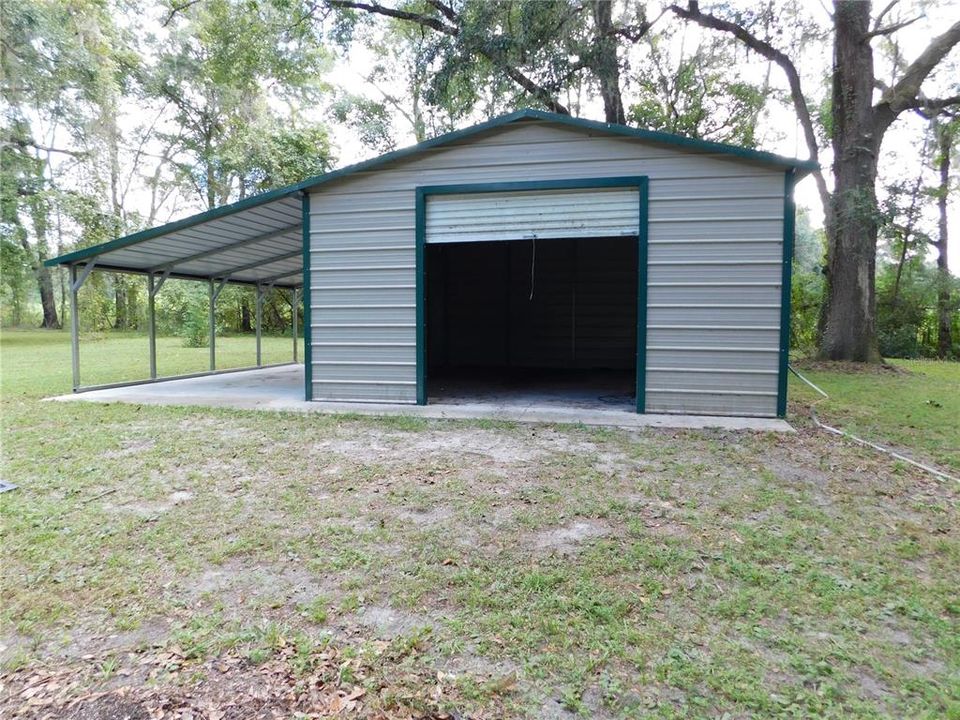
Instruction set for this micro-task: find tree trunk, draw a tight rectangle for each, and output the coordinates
[241,298,252,332]
[23,202,60,329]
[114,280,125,330]
[934,124,953,358]
[890,235,909,308]
[35,259,58,328]
[591,0,626,124]
[817,1,882,362]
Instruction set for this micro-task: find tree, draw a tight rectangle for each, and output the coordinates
[149,0,334,209]
[628,24,769,146]
[930,116,957,357]
[791,209,827,353]
[0,239,31,326]
[1,0,155,330]
[0,0,87,328]
[328,17,466,151]
[878,135,931,309]
[669,0,960,362]
[324,0,660,123]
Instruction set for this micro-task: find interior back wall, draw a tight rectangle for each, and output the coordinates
[426,236,638,371]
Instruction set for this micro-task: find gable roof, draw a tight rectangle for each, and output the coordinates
[47,109,817,272]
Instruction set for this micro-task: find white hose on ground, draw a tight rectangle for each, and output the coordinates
[788,364,959,485]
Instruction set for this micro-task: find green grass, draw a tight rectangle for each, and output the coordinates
[2,330,959,719]
[0,328,300,398]
[789,359,960,472]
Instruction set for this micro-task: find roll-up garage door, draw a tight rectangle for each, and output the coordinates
[424,188,640,244]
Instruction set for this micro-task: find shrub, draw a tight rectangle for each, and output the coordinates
[181,303,209,348]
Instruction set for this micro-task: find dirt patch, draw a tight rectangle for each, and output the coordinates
[103,438,156,459]
[187,560,338,617]
[534,686,616,720]
[441,650,519,679]
[531,520,612,555]
[395,506,453,527]
[352,605,438,639]
[105,489,194,518]
[536,696,579,719]
[306,426,621,468]
[622,496,691,537]
[876,620,915,647]
[856,670,892,701]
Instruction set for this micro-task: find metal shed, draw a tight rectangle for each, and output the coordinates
[47,109,815,418]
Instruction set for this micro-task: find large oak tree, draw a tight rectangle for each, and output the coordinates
[669,0,960,361]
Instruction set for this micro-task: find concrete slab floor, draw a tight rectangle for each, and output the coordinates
[47,364,794,432]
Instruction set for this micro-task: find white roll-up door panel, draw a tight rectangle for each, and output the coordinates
[425,188,640,244]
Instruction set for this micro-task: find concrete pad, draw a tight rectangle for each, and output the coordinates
[47,365,793,432]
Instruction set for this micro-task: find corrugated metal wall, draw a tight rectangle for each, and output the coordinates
[308,119,784,415]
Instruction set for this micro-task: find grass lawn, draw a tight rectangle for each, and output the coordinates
[2,329,958,719]
[0,327,300,397]
[789,359,960,473]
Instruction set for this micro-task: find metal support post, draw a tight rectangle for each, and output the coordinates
[148,274,157,379]
[68,258,98,391]
[208,277,228,371]
[70,265,81,390]
[255,284,263,367]
[145,269,169,380]
[292,287,299,363]
[209,279,216,371]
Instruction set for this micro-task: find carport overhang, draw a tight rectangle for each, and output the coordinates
[45,189,309,394]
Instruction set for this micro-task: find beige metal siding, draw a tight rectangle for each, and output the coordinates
[309,119,784,414]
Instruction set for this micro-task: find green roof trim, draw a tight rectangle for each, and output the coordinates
[46,108,818,268]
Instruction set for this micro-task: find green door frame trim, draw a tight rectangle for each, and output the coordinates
[301,191,313,401]
[414,176,650,412]
[777,170,797,418]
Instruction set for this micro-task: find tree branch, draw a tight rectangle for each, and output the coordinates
[0,138,88,158]
[668,1,830,208]
[864,15,921,40]
[610,8,667,43]
[425,0,456,23]
[872,0,900,31]
[326,0,457,35]
[163,0,202,26]
[911,94,960,112]
[499,66,569,114]
[875,19,960,131]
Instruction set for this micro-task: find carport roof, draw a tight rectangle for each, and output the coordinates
[45,109,818,286]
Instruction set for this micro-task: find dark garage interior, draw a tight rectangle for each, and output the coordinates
[426,236,638,409]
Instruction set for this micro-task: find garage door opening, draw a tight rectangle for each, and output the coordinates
[425,236,638,410]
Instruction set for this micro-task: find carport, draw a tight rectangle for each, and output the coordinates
[47,191,307,392]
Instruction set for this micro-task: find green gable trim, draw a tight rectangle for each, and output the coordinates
[301,192,312,401]
[47,108,815,269]
[415,176,649,413]
[777,170,797,418]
